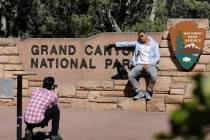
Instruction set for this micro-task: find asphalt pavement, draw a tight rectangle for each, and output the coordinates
[0,106,170,140]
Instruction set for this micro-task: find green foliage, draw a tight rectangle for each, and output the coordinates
[125,18,166,32]
[156,74,210,140]
[0,0,210,37]
[169,0,210,18]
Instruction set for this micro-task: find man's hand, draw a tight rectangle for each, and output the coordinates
[143,64,150,70]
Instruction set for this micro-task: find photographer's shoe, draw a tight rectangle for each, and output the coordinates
[25,130,32,140]
[133,90,145,100]
[50,134,63,140]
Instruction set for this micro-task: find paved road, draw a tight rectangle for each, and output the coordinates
[0,106,170,140]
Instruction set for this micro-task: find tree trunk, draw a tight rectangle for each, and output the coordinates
[149,0,157,21]
[107,9,122,32]
[1,15,6,33]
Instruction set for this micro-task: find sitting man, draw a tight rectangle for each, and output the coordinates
[115,30,160,100]
[24,76,62,140]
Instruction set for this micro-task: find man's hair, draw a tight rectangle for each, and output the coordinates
[138,30,146,35]
[42,76,55,90]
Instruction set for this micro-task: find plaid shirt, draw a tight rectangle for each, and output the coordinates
[24,88,58,124]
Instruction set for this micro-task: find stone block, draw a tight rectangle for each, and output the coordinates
[89,97,118,103]
[172,77,193,83]
[88,91,100,100]
[152,93,167,98]
[14,78,28,89]
[203,40,210,54]
[0,99,16,106]
[0,38,15,46]
[160,48,171,57]
[167,18,209,30]
[77,80,113,91]
[13,71,36,76]
[166,104,180,112]
[114,85,126,91]
[187,72,200,76]
[176,72,188,76]
[0,65,3,71]
[3,71,13,78]
[28,75,43,82]
[101,91,125,97]
[59,103,72,108]
[170,88,185,95]
[4,46,18,55]
[165,95,183,104]
[162,30,169,39]
[207,64,210,71]
[59,98,72,103]
[192,64,206,72]
[198,55,210,64]
[206,31,210,39]
[58,85,76,98]
[88,102,117,110]
[160,40,169,48]
[184,84,195,98]
[4,64,24,71]
[0,56,10,64]
[9,56,22,64]
[154,76,171,92]
[118,98,146,111]
[158,71,177,76]
[170,82,186,89]
[0,47,3,55]
[114,80,128,86]
[71,99,88,109]
[76,91,88,99]
[29,81,42,87]
[158,58,178,71]
[22,89,29,97]
[146,98,165,112]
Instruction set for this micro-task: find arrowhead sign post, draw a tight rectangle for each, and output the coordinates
[170,21,206,70]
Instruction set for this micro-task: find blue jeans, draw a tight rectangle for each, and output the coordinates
[128,64,157,93]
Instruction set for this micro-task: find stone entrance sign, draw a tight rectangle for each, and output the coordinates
[170,21,206,70]
[17,33,162,84]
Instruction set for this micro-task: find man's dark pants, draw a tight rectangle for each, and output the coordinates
[25,105,60,135]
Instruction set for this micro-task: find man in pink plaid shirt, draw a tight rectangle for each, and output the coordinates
[24,77,62,140]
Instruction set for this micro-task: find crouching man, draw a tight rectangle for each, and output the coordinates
[24,76,62,140]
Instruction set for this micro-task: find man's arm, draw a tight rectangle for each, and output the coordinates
[151,42,160,65]
[115,41,137,48]
[50,92,58,106]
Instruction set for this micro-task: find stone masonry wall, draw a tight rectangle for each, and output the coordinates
[0,19,210,112]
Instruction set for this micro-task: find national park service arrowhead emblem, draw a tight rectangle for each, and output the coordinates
[170,21,205,70]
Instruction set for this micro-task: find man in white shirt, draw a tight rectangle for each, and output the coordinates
[115,30,160,100]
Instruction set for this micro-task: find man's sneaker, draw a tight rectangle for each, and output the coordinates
[25,130,32,140]
[50,134,63,140]
[133,90,145,100]
[145,91,152,100]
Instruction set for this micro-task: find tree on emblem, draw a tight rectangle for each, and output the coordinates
[176,31,184,52]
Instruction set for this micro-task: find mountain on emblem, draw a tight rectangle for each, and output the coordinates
[170,21,205,70]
